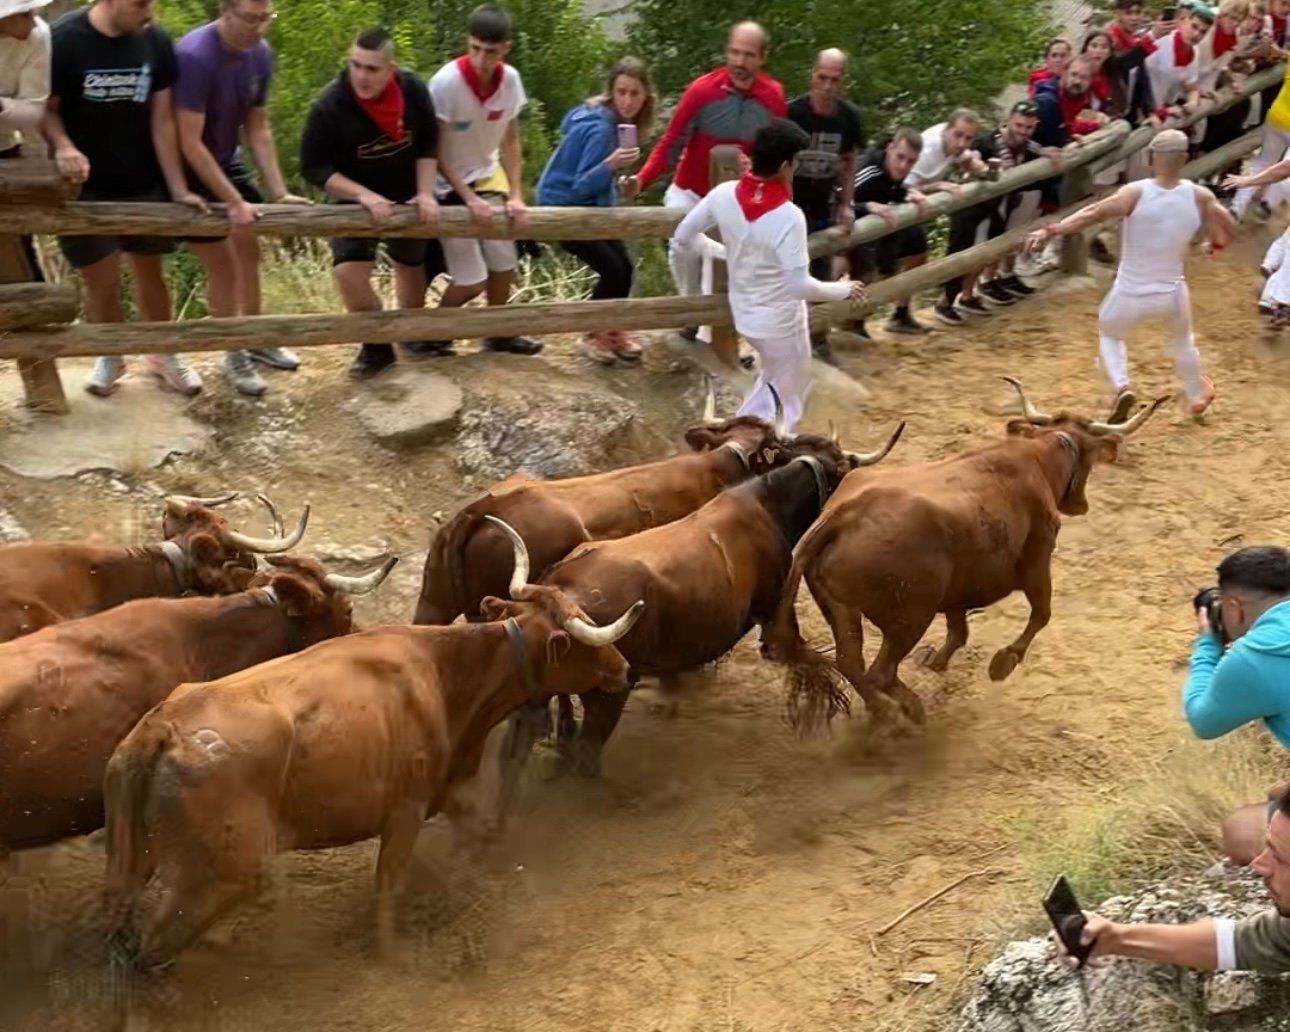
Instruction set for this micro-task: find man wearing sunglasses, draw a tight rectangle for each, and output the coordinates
[174,0,309,396]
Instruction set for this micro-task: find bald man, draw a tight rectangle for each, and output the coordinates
[637,21,787,339]
[787,48,863,356]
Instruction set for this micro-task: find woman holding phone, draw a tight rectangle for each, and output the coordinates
[537,57,656,365]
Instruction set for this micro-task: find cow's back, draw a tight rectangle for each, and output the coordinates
[0,545,106,642]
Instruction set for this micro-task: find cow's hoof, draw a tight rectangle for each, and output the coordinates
[988,649,1019,681]
[913,645,949,672]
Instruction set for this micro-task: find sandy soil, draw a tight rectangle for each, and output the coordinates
[3,236,1290,1032]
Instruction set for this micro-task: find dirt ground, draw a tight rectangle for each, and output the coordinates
[3,235,1290,1032]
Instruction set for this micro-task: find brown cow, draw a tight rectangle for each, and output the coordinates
[0,493,310,643]
[412,388,875,626]
[489,418,904,776]
[101,541,644,970]
[0,554,396,860]
[768,378,1166,728]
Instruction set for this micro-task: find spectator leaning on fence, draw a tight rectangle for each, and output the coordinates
[0,0,50,283]
[536,57,654,366]
[635,21,786,343]
[45,0,206,398]
[175,0,309,398]
[418,4,540,359]
[1231,2,1290,218]
[1144,4,1211,125]
[1027,37,1073,98]
[299,27,439,380]
[786,47,863,360]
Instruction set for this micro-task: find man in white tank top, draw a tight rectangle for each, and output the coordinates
[1028,129,1233,420]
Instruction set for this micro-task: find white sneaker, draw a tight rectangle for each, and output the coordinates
[84,356,126,397]
[224,351,267,397]
[247,346,300,371]
[146,354,203,396]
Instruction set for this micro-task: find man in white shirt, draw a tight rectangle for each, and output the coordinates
[1145,7,1210,118]
[417,3,539,357]
[674,119,867,432]
[0,0,51,278]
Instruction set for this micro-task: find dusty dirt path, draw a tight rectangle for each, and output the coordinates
[3,239,1289,1032]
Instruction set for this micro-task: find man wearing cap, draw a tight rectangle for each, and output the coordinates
[1,0,51,279]
[1027,129,1233,420]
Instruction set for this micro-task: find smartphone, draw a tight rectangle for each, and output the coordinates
[1044,875,1094,967]
[617,123,638,151]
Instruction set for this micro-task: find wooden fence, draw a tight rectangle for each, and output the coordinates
[0,63,1282,415]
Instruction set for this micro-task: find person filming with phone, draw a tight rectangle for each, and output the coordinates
[537,56,655,365]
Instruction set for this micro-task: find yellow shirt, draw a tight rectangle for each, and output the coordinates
[1267,63,1290,132]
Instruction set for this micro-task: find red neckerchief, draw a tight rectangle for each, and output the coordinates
[456,54,503,103]
[354,73,405,142]
[1173,29,1196,67]
[1275,14,1287,43]
[1212,22,1238,57]
[734,172,791,222]
[1109,21,1157,56]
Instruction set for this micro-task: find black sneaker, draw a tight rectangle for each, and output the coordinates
[1090,238,1115,265]
[933,301,965,326]
[402,340,455,359]
[679,326,699,341]
[997,275,1036,299]
[349,343,396,380]
[979,281,1017,307]
[885,308,927,335]
[955,296,993,318]
[484,336,544,355]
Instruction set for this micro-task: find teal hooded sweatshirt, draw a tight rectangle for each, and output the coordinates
[1183,600,1290,750]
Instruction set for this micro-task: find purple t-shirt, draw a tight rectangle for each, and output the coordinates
[173,22,272,168]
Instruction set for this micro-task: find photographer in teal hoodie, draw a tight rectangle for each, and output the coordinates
[1185,545,1290,865]
[536,57,654,365]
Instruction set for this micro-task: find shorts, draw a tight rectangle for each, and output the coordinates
[57,185,175,270]
[850,224,927,279]
[185,161,264,244]
[328,196,428,267]
[438,189,518,285]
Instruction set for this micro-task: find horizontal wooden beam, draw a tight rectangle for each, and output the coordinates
[0,156,78,207]
[0,282,80,329]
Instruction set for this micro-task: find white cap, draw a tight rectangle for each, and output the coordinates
[0,0,48,15]
[1148,129,1189,154]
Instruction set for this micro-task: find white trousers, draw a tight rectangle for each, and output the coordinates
[737,326,812,433]
[1233,125,1290,217]
[665,184,717,343]
[1098,281,1205,402]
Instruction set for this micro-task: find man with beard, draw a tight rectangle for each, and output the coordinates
[1058,787,1290,973]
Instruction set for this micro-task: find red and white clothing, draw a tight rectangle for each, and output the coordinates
[428,57,527,283]
[674,175,851,430]
[1098,180,1207,403]
[1144,29,1201,109]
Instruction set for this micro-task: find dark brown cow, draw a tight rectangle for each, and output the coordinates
[101,547,644,970]
[0,554,396,860]
[490,419,903,775]
[0,494,309,643]
[768,378,1166,728]
[412,389,880,626]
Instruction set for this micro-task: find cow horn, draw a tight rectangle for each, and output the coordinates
[164,491,240,515]
[563,600,647,648]
[845,421,906,467]
[323,555,399,595]
[828,421,840,446]
[1001,376,1053,425]
[483,515,530,598]
[255,493,285,538]
[225,505,311,553]
[702,376,717,423]
[768,383,785,436]
[1086,394,1170,437]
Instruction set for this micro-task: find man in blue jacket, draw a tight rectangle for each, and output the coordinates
[1184,546,1290,864]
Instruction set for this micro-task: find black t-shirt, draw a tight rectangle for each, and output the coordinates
[851,147,908,211]
[50,9,177,198]
[787,95,863,222]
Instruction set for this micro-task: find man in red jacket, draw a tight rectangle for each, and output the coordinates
[637,21,786,339]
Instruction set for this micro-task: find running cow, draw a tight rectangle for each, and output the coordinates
[769,378,1166,727]
[0,555,396,859]
[0,494,308,643]
[101,547,645,970]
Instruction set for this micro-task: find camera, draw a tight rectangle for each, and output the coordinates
[1194,586,1228,645]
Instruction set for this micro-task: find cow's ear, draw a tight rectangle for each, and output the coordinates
[186,532,224,568]
[684,427,720,452]
[270,574,321,616]
[1097,437,1121,464]
[1005,420,1037,438]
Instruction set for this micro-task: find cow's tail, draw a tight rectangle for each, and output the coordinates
[768,524,850,736]
[415,508,483,624]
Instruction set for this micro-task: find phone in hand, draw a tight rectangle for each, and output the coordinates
[1044,875,1094,967]
[617,123,638,151]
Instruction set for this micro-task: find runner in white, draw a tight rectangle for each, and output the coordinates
[673,119,867,431]
[1027,129,1232,420]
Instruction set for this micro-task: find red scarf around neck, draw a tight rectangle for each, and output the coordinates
[355,74,406,142]
[735,172,791,222]
[456,53,504,103]
[1213,22,1238,58]
[1173,29,1196,67]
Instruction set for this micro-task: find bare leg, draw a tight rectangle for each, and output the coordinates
[333,260,381,313]
[79,252,125,324]
[989,564,1052,681]
[231,228,262,315]
[437,280,485,308]
[1222,804,1270,866]
[392,260,428,310]
[190,240,238,317]
[484,269,515,307]
[126,253,171,322]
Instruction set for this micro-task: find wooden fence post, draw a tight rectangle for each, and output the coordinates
[706,145,744,370]
[1058,164,1094,275]
[0,234,68,414]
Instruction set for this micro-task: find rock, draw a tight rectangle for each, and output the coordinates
[350,368,463,447]
[958,872,1290,1032]
[0,507,29,542]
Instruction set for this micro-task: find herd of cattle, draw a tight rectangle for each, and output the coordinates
[0,378,1164,970]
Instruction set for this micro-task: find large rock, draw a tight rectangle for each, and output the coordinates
[959,873,1290,1032]
[350,368,463,447]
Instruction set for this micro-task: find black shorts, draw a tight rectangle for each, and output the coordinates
[330,234,428,268]
[850,224,927,279]
[57,185,175,270]
[185,161,264,244]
